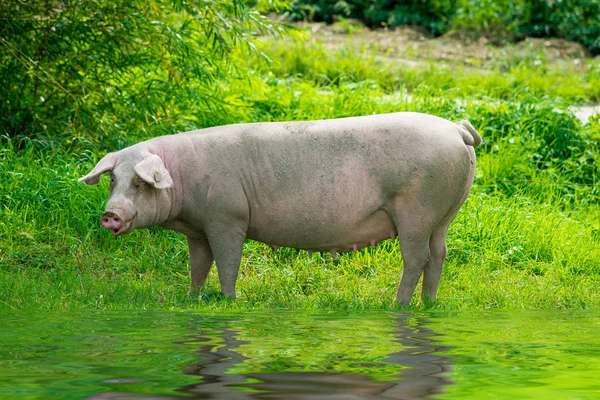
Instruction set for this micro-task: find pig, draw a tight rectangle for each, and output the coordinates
[79,112,481,306]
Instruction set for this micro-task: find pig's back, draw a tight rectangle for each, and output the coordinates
[186,112,473,251]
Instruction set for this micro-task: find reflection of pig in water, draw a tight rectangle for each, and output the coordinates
[83,314,454,400]
[178,313,454,400]
[80,112,481,305]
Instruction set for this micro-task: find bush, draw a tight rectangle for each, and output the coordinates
[287,0,452,35]
[452,0,600,53]
[287,0,600,55]
[0,0,286,148]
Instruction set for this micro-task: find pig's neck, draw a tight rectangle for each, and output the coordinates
[160,219,196,237]
[156,138,200,238]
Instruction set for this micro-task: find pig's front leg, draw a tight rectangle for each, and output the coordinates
[187,235,214,293]
[205,224,246,299]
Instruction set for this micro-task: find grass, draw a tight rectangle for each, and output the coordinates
[254,30,600,103]
[1,26,599,311]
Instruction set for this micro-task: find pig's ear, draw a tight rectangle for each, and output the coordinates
[78,154,116,185]
[134,154,174,190]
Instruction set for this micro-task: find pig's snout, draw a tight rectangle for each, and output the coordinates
[101,211,124,233]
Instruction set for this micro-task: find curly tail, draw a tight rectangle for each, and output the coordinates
[457,120,482,146]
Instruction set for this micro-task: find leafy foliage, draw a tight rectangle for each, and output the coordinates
[286,0,452,35]
[286,0,600,54]
[0,0,287,148]
[452,0,600,53]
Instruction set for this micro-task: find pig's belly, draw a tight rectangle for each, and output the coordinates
[246,209,397,252]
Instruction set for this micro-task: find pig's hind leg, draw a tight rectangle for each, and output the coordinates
[395,231,432,306]
[421,221,451,303]
[389,200,439,306]
[422,149,476,302]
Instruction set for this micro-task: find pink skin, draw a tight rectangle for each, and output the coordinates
[101,211,132,236]
[100,188,138,236]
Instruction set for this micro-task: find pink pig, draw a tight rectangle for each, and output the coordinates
[80,112,481,305]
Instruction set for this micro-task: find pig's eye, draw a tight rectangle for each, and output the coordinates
[135,180,147,189]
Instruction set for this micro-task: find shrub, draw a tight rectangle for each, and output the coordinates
[287,0,600,55]
[0,0,286,148]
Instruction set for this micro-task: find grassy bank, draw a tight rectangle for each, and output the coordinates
[1,26,599,310]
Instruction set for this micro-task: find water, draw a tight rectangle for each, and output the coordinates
[0,310,599,399]
[570,105,600,123]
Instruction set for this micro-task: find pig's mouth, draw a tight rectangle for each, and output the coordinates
[102,211,135,236]
[112,218,134,236]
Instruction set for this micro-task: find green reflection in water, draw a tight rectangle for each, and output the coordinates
[0,310,598,399]
[427,311,600,399]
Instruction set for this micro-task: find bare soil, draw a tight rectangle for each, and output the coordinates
[296,21,591,65]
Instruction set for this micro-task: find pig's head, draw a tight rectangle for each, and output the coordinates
[79,148,175,236]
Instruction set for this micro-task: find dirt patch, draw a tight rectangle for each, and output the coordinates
[291,22,594,68]
[514,38,589,60]
[298,22,488,65]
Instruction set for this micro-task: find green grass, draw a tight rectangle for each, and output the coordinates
[1,28,599,311]
[254,35,600,103]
